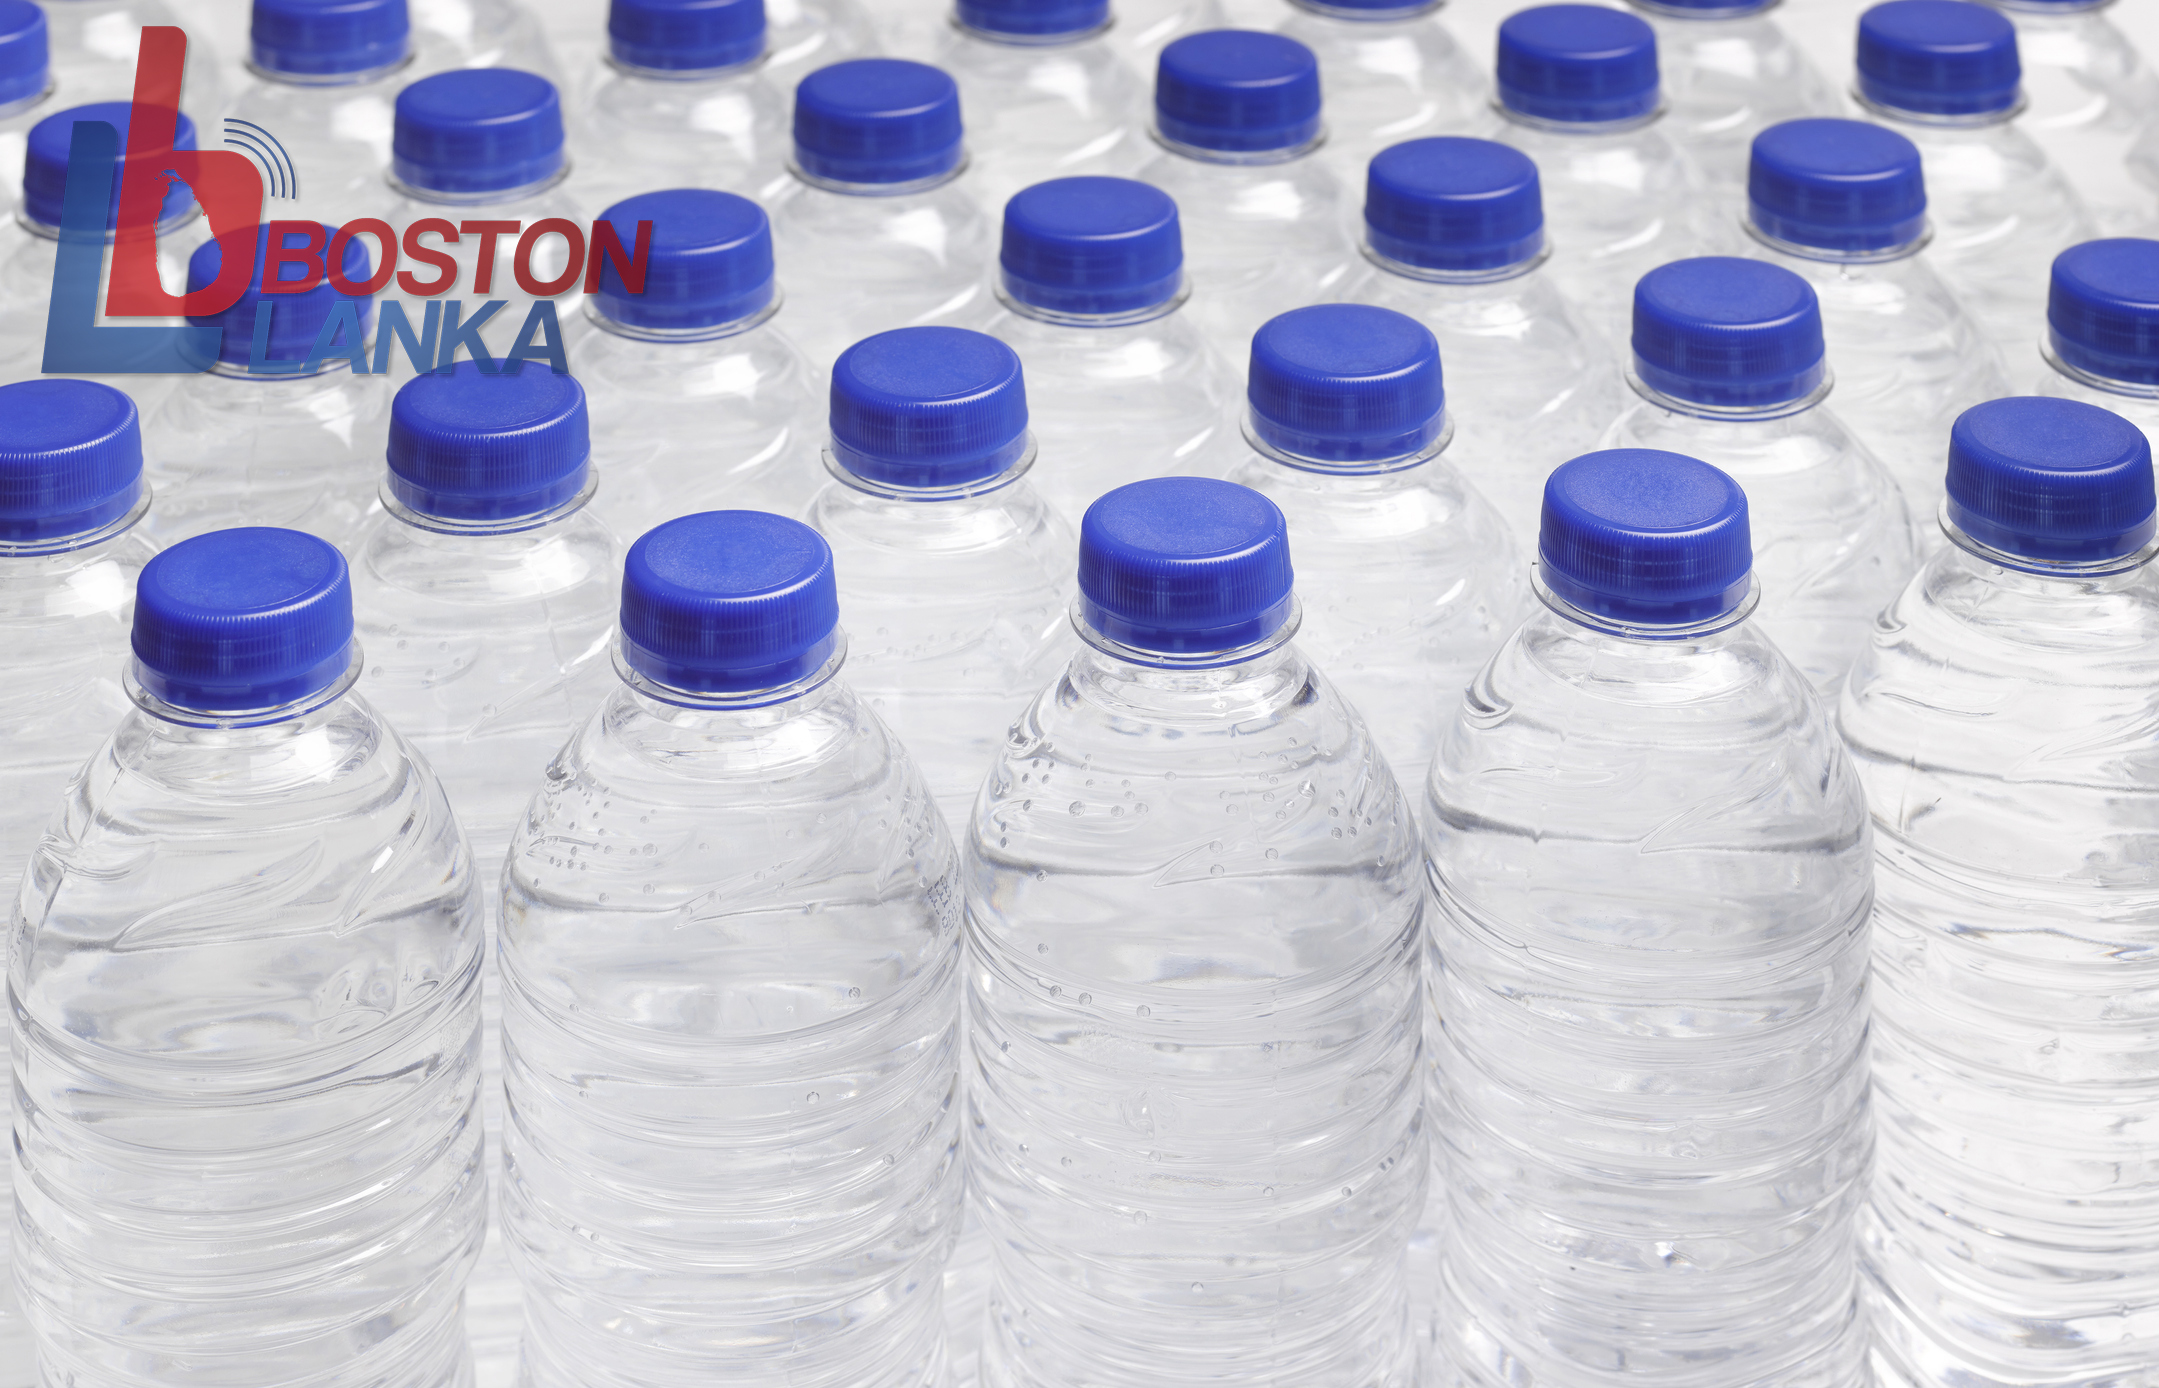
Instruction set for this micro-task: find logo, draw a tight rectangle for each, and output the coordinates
[43,26,650,377]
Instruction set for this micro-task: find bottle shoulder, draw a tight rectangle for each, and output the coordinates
[582,64,786,127]
[1276,6,1464,64]
[980,304,1230,391]
[810,477,1075,567]
[148,367,394,445]
[351,509,621,616]
[1225,448,1518,557]
[770,175,993,243]
[1605,394,1880,470]
[970,644,1420,900]
[1429,608,1866,840]
[1135,146,1346,212]
[1839,551,2159,892]
[569,311,817,407]
[1341,261,1605,360]
[935,24,1140,92]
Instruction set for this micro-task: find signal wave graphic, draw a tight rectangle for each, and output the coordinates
[222,118,298,201]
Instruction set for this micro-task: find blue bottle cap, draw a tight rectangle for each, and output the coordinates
[1000,177,1183,317]
[23,102,199,231]
[1856,0,2020,118]
[829,327,1029,489]
[1631,256,1826,409]
[957,0,1106,38]
[609,0,764,74]
[1496,6,1661,125]
[793,59,963,187]
[132,527,355,711]
[0,0,49,108]
[1078,477,1295,657]
[1946,396,2157,562]
[592,188,775,332]
[251,0,409,78]
[0,379,143,543]
[1364,136,1545,274]
[2048,238,2159,387]
[388,362,590,523]
[392,68,565,196]
[1154,30,1322,155]
[1539,449,1753,626]
[620,510,840,695]
[1248,304,1445,464]
[185,223,377,370]
[1748,118,1926,254]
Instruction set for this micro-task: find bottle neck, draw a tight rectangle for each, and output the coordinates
[994,279,1188,328]
[1242,412,1454,476]
[1069,605,1317,720]
[1939,505,2159,583]
[612,633,851,715]
[1534,565,1763,642]
[127,648,365,732]
[1626,365,1832,422]
[248,48,413,89]
[1361,234,1549,286]
[581,289,785,344]
[1854,89,2023,130]
[381,472,597,539]
[1742,212,1929,266]
[0,487,149,558]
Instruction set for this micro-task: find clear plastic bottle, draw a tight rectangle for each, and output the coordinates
[1224,303,1523,783]
[572,0,789,212]
[1274,0,1488,184]
[806,325,1076,825]
[37,0,224,125]
[1602,255,1918,693]
[1427,447,1874,1388]
[348,359,620,1385]
[573,188,825,537]
[1839,394,2159,1388]
[1134,29,1355,359]
[1483,4,1705,348]
[0,102,210,419]
[12,525,485,1388]
[968,475,1426,1388]
[226,0,415,228]
[1853,0,2097,370]
[0,379,154,1388]
[769,58,995,374]
[1742,117,2010,544]
[1626,0,1838,189]
[385,68,584,372]
[1997,0,2159,236]
[934,0,1147,212]
[1335,136,1623,548]
[2035,236,2159,453]
[0,1,57,215]
[500,509,963,1388]
[981,176,1237,522]
[142,224,393,553]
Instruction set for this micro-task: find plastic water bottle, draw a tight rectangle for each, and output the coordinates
[1483,4,1704,348]
[1602,256,1917,692]
[142,224,393,552]
[386,68,583,371]
[968,475,1426,1388]
[1853,0,2096,371]
[770,58,995,374]
[1134,29,1354,358]
[1838,394,2159,1388]
[500,509,963,1388]
[1224,303,1523,783]
[2036,237,2159,453]
[1743,118,2010,544]
[1335,136,1622,549]
[37,0,224,123]
[806,326,1075,825]
[1427,446,1874,1388]
[932,0,1145,210]
[573,0,789,212]
[0,379,154,1388]
[0,1,55,216]
[573,188,824,537]
[1274,0,1488,183]
[0,103,211,417]
[1999,0,2159,236]
[226,0,412,227]
[346,359,618,1384]
[12,525,485,1387]
[1625,0,1838,189]
[980,176,1238,525]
